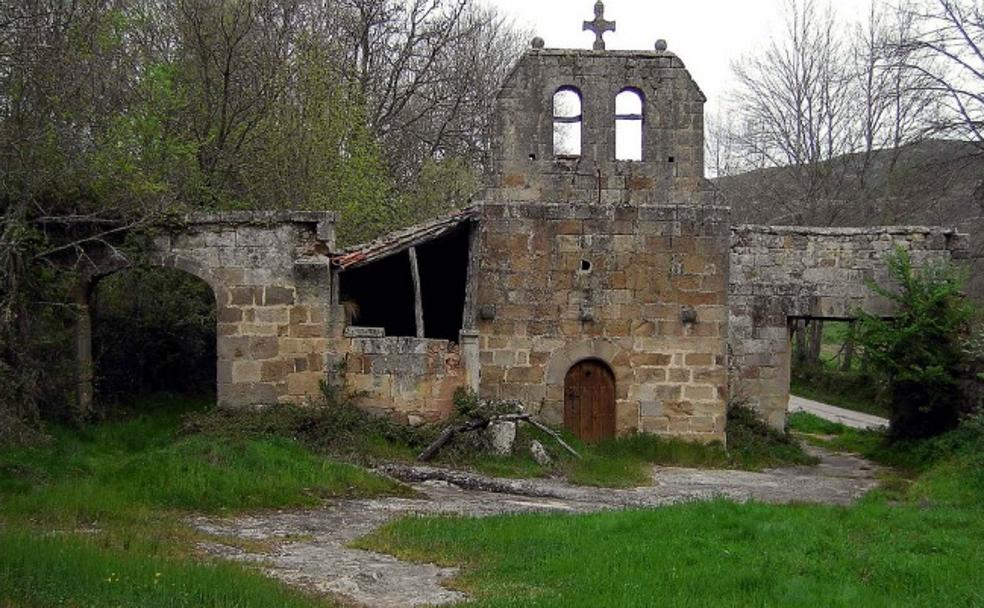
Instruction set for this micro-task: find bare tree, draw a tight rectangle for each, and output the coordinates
[334,0,526,182]
[902,0,984,148]
[729,0,858,225]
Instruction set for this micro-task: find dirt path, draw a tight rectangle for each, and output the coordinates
[789,395,889,430]
[191,445,879,608]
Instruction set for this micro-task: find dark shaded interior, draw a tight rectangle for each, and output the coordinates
[339,251,417,337]
[93,267,216,403]
[416,224,470,341]
[339,222,472,342]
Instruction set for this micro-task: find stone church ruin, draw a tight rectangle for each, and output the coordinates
[69,2,968,444]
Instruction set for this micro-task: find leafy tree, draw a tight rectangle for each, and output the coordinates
[856,247,975,439]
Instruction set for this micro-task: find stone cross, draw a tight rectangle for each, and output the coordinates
[583,1,616,51]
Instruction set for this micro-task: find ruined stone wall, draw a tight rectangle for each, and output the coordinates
[486,49,710,206]
[145,212,335,409]
[339,329,463,425]
[475,202,731,443]
[729,225,969,428]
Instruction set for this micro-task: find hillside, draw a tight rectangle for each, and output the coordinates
[712,139,984,296]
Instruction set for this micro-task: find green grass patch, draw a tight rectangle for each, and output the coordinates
[0,395,408,527]
[0,393,412,608]
[358,416,984,607]
[0,528,330,608]
[454,404,818,488]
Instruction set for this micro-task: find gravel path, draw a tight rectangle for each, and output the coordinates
[789,395,889,430]
[191,445,879,608]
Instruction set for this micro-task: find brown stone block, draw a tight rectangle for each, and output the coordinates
[232,361,261,383]
[682,254,712,274]
[676,291,722,306]
[668,417,693,433]
[628,176,654,190]
[218,336,251,359]
[641,416,670,433]
[604,320,631,336]
[685,353,713,366]
[693,368,726,384]
[669,368,691,383]
[656,385,683,400]
[217,323,240,337]
[240,323,278,337]
[307,353,325,373]
[630,320,655,337]
[261,359,292,382]
[644,236,672,252]
[289,306,309,324]
[346,354,366,374]
[289,324,325,339]
[229,287,258,306]
[287,372,323,396]
[630,353,672,366]
[616,401,639,433]
[690,416,717,433]
[556,220,583,235]
[264,286,296,306]
[671,276,700,291]
[249,336,280,360]
[506,366,544,383]
[684,385,716,401]
[218,307,243,323]
[255,307,289,324]
[634,367,667,383]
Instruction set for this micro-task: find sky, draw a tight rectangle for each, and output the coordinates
[483,0,873,110]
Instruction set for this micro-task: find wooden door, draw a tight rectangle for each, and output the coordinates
[564,360,616,441]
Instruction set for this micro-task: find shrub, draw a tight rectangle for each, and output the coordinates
[855,247,976,439]
[726,400,818,467]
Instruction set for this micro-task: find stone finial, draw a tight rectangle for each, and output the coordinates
[583,1,615,51]
[531,36,545,49]
[655,39,668,51]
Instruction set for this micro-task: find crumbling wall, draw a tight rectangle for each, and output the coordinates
[341,329,463,425]
[475,202,731,443]
[75,211,337,412]
[729,225,969,428]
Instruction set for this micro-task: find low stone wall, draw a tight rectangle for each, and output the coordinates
[342,332,463,425]
[729,225,969,428]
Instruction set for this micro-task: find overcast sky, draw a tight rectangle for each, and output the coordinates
[483,0,874,110]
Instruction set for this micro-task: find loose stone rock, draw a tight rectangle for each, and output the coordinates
[530,440,552,465]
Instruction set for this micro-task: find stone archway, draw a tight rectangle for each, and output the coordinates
[66,212,337,417]
[543,338,627,428]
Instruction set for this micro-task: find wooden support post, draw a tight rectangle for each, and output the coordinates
[461,220,481,330]
[73,280,94,420]
[408,246,425,338]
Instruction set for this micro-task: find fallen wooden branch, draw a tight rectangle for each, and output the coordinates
[417,412,580,462]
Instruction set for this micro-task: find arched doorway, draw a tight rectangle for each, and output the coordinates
[564,360,616,441]
[90,266,216,406]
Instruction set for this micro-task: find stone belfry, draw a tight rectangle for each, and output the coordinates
[485,1,710,206]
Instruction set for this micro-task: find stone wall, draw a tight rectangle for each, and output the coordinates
[75,212,337,413]
[475,202,731,443]
[340,329,463,425]
[486,49,711,206]
[729,225,970,427]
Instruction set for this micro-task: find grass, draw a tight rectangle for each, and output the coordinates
[436,404,818,488]
[0,393,410,608]
[0,529,325,608]
[187,397,818,489]
[357,413,984,607]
